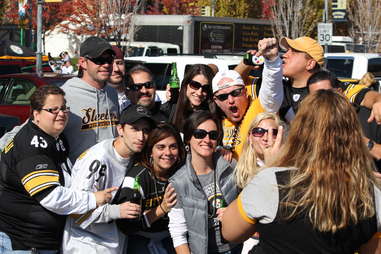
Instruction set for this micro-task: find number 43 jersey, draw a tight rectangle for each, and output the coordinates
[0,120,71,250]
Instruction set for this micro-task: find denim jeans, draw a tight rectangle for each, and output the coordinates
[0,232,58,254]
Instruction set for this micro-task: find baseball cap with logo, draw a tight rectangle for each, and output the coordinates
[80,36,114,58]
[280,36,324,66]
[212,70,245,94]
[119,104,155,126]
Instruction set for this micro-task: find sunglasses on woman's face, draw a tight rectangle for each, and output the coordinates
[251,127,278,137]
[189,80,210,93]
[192,129,218,140]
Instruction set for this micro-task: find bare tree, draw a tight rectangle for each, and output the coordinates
[270,0,322,39]
[56,0,144,45]
[348,0,381,52]
[101,0,145,46]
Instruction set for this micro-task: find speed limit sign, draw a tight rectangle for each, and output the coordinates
[318,23,333,45]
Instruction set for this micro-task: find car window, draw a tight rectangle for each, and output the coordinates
[0,78,11,102]
[325,57,354,78]
[2,78,36,105]
[368,58,381,78]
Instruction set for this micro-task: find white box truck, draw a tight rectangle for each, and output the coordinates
[131,15,272,54]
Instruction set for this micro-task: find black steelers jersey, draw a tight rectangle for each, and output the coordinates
[0,120,70,250]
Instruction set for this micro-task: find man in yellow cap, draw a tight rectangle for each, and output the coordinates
[280,36,381,124]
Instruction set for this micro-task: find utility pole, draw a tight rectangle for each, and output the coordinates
[211,0,216,16]
[323,0,329,52]
[36,0,43,77]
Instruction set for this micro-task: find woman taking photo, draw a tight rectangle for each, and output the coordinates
[222,90,381,253]
[0,85,114,253]
[234,112,285,190]
[115,123,185,254]
[163,64,215,131]
[168,110,241,254]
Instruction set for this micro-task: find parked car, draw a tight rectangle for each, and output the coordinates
[0,113,19,138]
[324,53,381,87]
[0,73,72,124]
[125,55,242,102]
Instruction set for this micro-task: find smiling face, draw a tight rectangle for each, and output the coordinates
[33,94,68,138]
[186,74,209,108]
[249,118,278,160]
[80,51,114,87]
[109,58,125,85]
[189,119,218,159]
[130,71,156,107]
[151,135,179,174]
[214,85,249,123]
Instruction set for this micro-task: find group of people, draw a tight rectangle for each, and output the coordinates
[0,34,380,254]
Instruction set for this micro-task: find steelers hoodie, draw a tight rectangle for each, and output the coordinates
[62,77,119,164]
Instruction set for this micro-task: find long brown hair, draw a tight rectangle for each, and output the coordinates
[275,90,378,232]
[172,64,216,131]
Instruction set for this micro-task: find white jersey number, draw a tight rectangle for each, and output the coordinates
[30,135,48,148]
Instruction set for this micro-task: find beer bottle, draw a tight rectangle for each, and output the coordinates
[169,62,180,103]
[243,53,265,66]
[131,176,142,206]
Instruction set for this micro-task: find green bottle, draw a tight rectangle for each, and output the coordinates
[131,176,142,206]
[169,62,180,103]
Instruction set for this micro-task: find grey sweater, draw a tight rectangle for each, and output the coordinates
[62,77,119,163]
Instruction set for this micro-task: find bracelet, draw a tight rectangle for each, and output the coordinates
[159,203,168,214]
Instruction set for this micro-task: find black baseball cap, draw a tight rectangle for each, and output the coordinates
[80,36,114,58]
[119,104,155,126]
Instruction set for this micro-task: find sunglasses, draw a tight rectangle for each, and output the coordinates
[251,127,278,137]
[41,105,70,114]
[85,56,114,65]
[192,129,218,140]
[129,81,155,91]
[214,87,243,101]
[189,80,211,93]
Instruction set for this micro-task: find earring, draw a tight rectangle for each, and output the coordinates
[185,145,190,152]
[149,156,153,164]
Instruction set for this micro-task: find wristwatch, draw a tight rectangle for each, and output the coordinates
[367,139,375,151]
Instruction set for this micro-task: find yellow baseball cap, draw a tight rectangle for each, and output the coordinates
[280,37,324,66]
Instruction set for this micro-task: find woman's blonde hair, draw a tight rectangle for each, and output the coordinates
[234,112,285,189]
[359,72,376,88]
[275,90,378,232]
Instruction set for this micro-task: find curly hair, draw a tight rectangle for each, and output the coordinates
[274,90,378,232]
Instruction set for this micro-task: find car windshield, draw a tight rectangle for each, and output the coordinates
[126,46,145,57]
[368,58,381,77]
[325,57,354,79]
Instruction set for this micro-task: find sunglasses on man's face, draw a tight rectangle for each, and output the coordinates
[214,87,243,101]
[251,127,278,137]
[129,81,155,91]
[86,56,114,65]
[189,80,211,93]
[192,129,219,140]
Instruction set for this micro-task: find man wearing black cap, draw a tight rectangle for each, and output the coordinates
[63,104,155,254]
[61,36,120,163]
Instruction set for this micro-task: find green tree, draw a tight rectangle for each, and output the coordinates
[196,0,263,18]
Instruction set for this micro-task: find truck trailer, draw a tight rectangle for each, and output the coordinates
[132,15,273,54]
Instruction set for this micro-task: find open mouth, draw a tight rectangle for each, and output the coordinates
[229,106,238,113]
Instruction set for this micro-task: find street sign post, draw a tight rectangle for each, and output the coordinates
[318,22,333,45]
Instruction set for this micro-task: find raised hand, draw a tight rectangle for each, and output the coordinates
[257,37,278,61]
[160,183,177,213]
